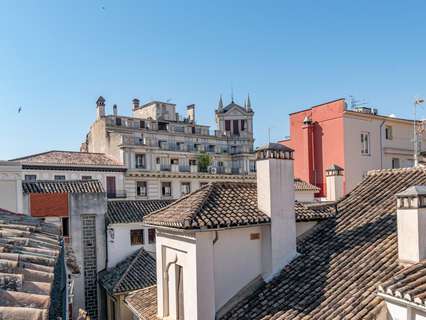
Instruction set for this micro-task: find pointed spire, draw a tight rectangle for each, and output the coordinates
[218,95,224,111]
[246,94,252,111]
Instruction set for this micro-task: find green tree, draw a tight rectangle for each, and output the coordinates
[197,152,212,172]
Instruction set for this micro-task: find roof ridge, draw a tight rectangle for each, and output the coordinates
[186,183,216,227]
[144,183,211,221]
[113,249,146,293]
[367,166,426,176]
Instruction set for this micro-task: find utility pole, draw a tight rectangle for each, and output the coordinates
[414,98,425,166]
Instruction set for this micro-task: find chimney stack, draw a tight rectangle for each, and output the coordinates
[132,98,140,110]
[396,186,426,264]
[256,143,297,279]
[96,96,106,120]
[326,164,344,201]
[187,104,195,123]
[113,104,118,116]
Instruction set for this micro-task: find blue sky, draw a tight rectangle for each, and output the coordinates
[1,0,426,159]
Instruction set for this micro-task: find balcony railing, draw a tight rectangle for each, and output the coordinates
[160,164,171,171]
[179,165,191,172]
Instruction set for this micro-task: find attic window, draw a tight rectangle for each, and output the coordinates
[130,229,144,245]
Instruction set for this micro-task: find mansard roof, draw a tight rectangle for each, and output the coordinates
[22,179,104,194]
[144,182,333,230]
[11,150,124,168]
[221,167,426,320]
[0,208,61,319]
[99,249,156,295]
[106,199,175,225]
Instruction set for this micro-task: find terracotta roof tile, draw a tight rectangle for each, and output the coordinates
[22,180,104,194]
[11,150,122,167]
[220,167,426,319]
[0,209,61,319]
[99,249,156,295]
[294,178,320,192]
[125,285,157,320]
[144,182,332,230]
[378,261,426,307]
[106,200,174,225]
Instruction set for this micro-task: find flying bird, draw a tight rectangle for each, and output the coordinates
[17,106,22,113]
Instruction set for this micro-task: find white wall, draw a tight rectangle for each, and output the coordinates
[107,223,156,268]
[294,190,315,202]
[213,226,263,310]
[0,162,23,213]
[385,300,426,320]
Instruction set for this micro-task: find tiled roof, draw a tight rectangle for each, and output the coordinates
[144,182,331,230]
[22,180,104,194]
[294,201,336,221]
[99,249,156,295]
[144,182,271,230]
[220,167,426,320]
[125,285,157,320]
[11,150,122,167]
[378,261,426,307]
[294,178,320,192]
[106,200,174,225]
[0,209,61,320]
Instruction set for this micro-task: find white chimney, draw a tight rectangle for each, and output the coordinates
[396,186,426,264]
[256,143,297,279]
[187,104,195,123]
[326,164,344,201]
[96,96,106,120]
[113,104,118,116]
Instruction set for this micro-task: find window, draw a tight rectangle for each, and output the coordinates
[189,159,196,166]
[81,175,92,180]
[392,158,400,169]
[62,217,69,237]
[191,126,196,134]
[241,119,246,131]
[233,120,240,135]
[130,229,144,245]
[54,175,66,181]
[361,132,370,155]
[181,182,191,195]
[385,126,393,140]
[137,181,147,197]
[116,117,122,126]
[140,120,145,129]
[158,122,168,131]
[156,157,161,165]
[148,229,156,244]
[24,175,37,182]
[135,154,146,169]
[162,182,172,197]
[225,120,231,131]
[171,158,179,165]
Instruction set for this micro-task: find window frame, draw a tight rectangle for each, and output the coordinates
[136,181,147,197]
[161,182,172,197]
[148,228,156,244]
[130,229,144,246]
[361,132,371,155]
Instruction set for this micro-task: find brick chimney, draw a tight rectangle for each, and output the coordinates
[325,164,344,201]
[396,186,426,264]
[187,104,195,123]
[256,143,297,279]
[96,96,105,120]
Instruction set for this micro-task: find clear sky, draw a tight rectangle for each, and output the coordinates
[1,0,426,159]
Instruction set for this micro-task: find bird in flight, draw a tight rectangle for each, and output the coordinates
[17,106,22,113]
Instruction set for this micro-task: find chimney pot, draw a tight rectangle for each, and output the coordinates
[396,186,426,264]
[132,98,140,110]
[325,164,344,201]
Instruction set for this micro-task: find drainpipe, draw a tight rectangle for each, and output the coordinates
[213,230,219,245]
[379,120,385,169]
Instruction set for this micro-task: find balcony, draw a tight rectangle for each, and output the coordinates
[160,164,171,171]
[179,165,191,172]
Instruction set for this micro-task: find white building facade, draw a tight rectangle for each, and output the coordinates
[82,96,256,200]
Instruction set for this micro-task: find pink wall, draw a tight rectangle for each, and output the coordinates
[281,99,346,196]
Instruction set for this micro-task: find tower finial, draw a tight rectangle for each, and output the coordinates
[231,85,234,103]
[218,95,224,111]
[246,93,252,111]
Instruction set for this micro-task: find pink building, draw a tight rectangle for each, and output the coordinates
[280,98,421,197]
